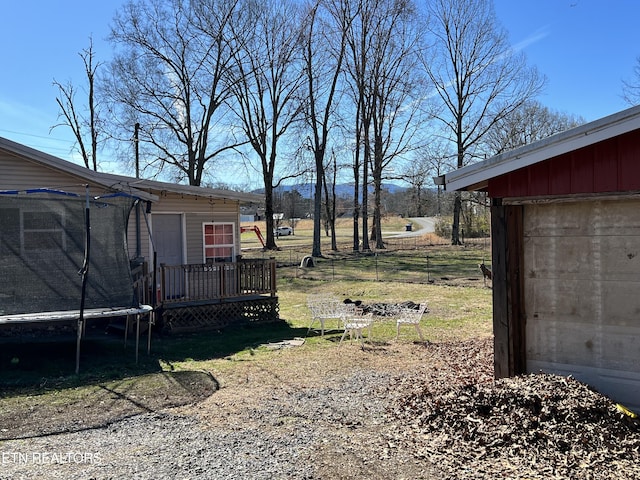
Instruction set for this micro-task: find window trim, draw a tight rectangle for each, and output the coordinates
[0,206,67,257]
[202,222,236,263]
[21,209,67,253]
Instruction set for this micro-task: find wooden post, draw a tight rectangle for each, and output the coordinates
[491,199,526,378]
[270,259,277,297]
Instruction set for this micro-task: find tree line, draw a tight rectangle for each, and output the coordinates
[55,0,583,253]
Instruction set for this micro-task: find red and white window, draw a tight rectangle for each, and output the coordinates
[203,223,235,263]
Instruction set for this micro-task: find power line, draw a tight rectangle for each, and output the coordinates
[0,128,73,144]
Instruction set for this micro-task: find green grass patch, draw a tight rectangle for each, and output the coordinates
[0,246,493,421]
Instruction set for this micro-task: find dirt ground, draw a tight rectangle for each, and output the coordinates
[2,336,640,479]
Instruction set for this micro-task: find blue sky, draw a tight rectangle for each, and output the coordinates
[1,0,639,179]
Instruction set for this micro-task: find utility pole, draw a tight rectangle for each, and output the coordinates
[134,123,142,261]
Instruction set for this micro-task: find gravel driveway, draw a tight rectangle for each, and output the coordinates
[2,336,639,479]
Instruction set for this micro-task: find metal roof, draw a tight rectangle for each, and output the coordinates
[435,104,640,192]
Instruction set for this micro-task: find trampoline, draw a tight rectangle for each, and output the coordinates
[0,187,153,372]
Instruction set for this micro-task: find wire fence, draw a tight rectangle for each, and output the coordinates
[263,236,493,285]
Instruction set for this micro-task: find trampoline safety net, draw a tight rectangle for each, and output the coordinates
[0,190,139,316]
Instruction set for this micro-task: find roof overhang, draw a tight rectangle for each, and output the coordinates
[101,175,264,204]
[0,136,263,204]
[0,137,158,201]
[437,105,640,192]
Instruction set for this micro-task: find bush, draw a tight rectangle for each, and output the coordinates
[435,213,490,241]
[435,216,452,238]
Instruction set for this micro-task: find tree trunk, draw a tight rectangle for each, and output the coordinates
[312,152,323,257]
[451,192,462,245]
[373,170,384,249]
[264,185,278,250]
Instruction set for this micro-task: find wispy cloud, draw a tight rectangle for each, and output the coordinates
[511,26,550,53]
[0,97,78,159]
[0,97,53,131]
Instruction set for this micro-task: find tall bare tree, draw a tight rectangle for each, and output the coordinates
[227,0,306,250]
[422,0,545,244]
[344,0,376,252]
[366,0,422,249]
[52,37,102,171]
[301,0,352,256]
[343,0,422,250]
[104,0,243,185]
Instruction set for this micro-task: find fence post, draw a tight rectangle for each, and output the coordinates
[426,255,430,283]
[375,252,379,282]
[270,258,277,297]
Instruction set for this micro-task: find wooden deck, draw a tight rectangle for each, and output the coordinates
[132,258,279,333]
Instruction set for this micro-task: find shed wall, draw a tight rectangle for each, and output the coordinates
[523,197,640,412]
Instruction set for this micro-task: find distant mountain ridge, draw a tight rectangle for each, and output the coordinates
[252,182,408,197]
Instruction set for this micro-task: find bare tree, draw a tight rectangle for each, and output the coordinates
[344,0,376,252]
[401,153,431,217]
[227,0,306,250]
[52,37,102,171]
[322,149,339,250]
[104,0,244,185]
[622,56,640,106]
[422,137,456,216]
[366,0,423,249]
[301,0,352,257]
[343,0,422,250]
[422,0,545,244]
[484,100,585,154]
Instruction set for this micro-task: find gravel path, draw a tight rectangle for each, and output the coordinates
[2,337,639,479]
[1,369,431,480]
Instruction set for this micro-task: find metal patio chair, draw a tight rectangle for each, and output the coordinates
[395,302,428,341]
[339,304,374,346]
[307,294,345,337]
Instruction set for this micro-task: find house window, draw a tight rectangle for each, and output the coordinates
[203,223,235,262]
[22,211,65,251]
[0,208,65,256]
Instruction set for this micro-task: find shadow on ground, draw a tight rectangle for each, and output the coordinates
[0,370,219,440]
[0,319,307,440]
[0,319,304,391]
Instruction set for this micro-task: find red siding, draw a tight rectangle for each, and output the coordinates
[528,161,550,195]
[593,141,618,191]
[619,132,640,191]
[488,129,640,198]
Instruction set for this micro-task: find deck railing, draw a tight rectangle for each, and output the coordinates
[159,258,277,305]
[131,262,155,307]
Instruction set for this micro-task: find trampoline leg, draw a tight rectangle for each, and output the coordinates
[135,314,140,364]
[76,319,82,374]
[124,315,130,348]
[147,311,153,355]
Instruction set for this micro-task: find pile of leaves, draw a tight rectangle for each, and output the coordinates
[389,373,640,479]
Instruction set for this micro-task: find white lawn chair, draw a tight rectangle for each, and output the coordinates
[340,304,374,346]
[307,294,345,336]
[395,302,428,341]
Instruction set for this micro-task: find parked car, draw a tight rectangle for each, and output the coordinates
[274,226,293,236]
